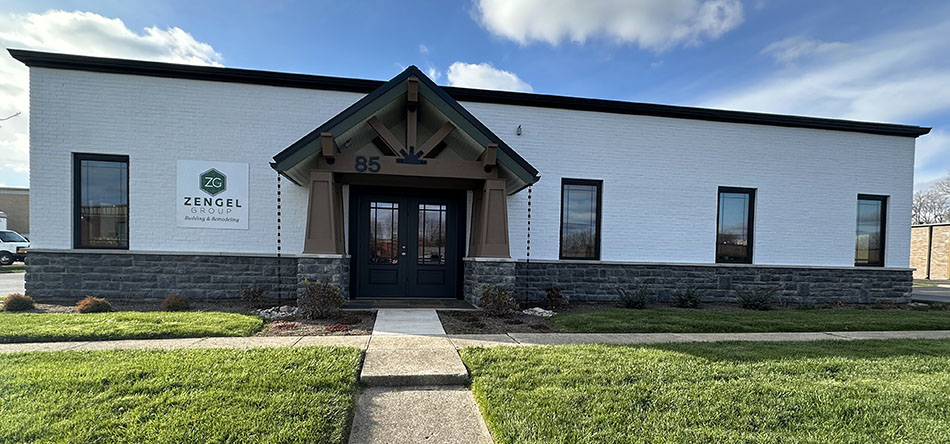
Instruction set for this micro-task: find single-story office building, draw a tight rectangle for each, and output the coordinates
[12,49,930,304]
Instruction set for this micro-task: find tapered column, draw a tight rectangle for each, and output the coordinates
[475,179,510,258]
[303,171,344,254]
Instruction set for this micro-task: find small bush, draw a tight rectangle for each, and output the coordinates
[2,293,35,312]
[76,296,113,313]
[240,287,266,307]
[672,288,701,309]
[480,285,519,316]
[618,287,650,309]
[736,288,778,310]
[160,294,191,312]
[298,280,344,319]
[545,287,567,309]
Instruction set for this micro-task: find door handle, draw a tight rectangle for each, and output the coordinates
[400,245,407,256]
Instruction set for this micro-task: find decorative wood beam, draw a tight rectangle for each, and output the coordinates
[370,137,398,156]
[407,77,418,103]
[320,132,338,165]
[367,116,406,154]
[407,77,418,151]
[481,143,498,172]
[318,153,496,180]
[421,121,456,158]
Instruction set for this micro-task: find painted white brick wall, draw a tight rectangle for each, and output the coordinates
[29,68,915,267]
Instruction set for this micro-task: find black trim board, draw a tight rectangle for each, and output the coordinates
[9,48,931,138]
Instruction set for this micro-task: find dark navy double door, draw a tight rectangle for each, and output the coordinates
[353,188,462,298]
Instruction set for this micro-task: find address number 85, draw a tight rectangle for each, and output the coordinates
[354,156,381,173]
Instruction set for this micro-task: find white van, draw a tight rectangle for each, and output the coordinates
[0,230,29,265]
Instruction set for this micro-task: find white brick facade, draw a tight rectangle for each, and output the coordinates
[29,67,915,268]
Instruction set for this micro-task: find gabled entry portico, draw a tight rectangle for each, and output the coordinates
[272,66,539,298]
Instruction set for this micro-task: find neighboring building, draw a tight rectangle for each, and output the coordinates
[0,187,29,235]
[12,49,930,303]
[911,223,950,280]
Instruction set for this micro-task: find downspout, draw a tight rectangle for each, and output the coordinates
[927,225,933,280]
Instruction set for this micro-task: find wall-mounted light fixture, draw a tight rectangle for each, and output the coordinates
[516,124,522,136]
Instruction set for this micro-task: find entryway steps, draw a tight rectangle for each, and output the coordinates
[360,310,466,387]
[360,336,469,387]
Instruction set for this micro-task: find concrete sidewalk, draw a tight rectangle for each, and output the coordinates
[4,329,950,354]
[350,310,492,444]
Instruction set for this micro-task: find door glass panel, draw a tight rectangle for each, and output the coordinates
[418,204,446,265]
[370,202,399,264]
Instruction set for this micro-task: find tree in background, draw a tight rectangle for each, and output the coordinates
[913,175,950,225]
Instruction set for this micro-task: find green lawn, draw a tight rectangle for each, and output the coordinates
[552,308,950,333]
[462,340,950,444]
[914,281,938,287]
[0,264,25,273]
[0,346,361,443]
[0,312,264,343]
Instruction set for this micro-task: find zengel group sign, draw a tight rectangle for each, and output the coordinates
[177,160,249,229]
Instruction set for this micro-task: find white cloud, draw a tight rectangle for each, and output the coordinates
[426,66,441,82]
[0,10,222,187]
[475,0,743,51]
[699,21,950,192]
[915,130,950,190]
[701,23,950,122]
[446,62,533,92]
[418,43,429,54]
[762,36,847,65]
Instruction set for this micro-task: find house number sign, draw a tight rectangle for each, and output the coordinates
[354,156,381,173]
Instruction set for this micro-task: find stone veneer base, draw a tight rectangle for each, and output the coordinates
[25,251,910,304]
[24,251,347,302]
[469,259,912,305]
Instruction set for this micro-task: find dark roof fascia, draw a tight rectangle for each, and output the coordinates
[9,48,931,138]
[271,67,413,167]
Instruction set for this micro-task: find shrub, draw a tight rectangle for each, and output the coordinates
[2,293,35,312]
[76,296,113,313]
[545,287,567,309]
[618,287,650,309]
[672,288,701,309]
[240,287,266,307]
[480,285,518,316]
[160,294,191,312]
[298,280,344,319]
[736,288,778,310]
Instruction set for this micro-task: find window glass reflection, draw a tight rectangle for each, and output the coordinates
[855,197,885,266]
[418,204,446,265]
[78,158,128,248]
[716,189,753,263]
[561,182,600,259]
[370,202,399,264]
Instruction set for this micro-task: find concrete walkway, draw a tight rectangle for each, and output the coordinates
[349,309,493,444]
[4,330,950,354]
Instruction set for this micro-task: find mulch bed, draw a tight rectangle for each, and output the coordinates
[257,311,376,336]
[438,310,561,334]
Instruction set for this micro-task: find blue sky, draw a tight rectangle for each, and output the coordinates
[1,0,949,189]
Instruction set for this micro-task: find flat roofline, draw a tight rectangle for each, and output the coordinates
[9,48,932,138]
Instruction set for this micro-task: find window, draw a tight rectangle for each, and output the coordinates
[369,201,399,264]
[74,154,129,249]
[0,231,27,243]
[560,179,602,260]
[855,195,887,267]
[716,187,755,264]
[418,203,446,265]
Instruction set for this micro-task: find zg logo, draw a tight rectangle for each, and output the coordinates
[199,168,227,196]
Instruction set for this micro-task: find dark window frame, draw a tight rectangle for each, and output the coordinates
[73,153,130,250]
[855,194,887,267]
[559,178,603,261]
[716,186,756,264]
